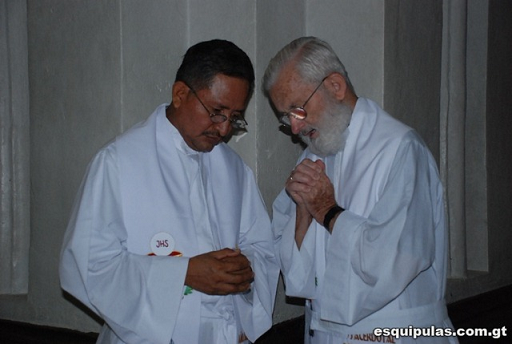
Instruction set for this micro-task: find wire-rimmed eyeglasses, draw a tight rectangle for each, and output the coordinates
[185,83,248,130]
[278,76,328,127]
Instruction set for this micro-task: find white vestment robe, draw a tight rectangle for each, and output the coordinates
[273,98,458,344]
[60,104,279,344]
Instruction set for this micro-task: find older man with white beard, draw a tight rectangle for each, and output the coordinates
[263,37,458,344]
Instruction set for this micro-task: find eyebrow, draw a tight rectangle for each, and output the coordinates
[212,103,245,114]
[279,101,300,113]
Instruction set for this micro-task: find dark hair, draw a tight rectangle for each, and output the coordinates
[175,39,255,96]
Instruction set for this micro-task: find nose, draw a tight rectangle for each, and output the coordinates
[215,120,232,137]
[289,116,306,135]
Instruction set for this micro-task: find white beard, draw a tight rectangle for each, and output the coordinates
[300,101,352,157]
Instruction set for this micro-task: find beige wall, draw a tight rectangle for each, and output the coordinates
[1,0,511,334]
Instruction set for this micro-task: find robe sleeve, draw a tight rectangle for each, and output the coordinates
[233,165,280,343]
[321,134,440,325]
[226,166,279,342]
[272,189,319,298]
[59,144,189,344]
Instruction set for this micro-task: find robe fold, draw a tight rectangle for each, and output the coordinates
[60,104,279,344]
[273,98,458,344]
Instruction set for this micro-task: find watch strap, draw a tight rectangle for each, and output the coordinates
[323,205,344,230]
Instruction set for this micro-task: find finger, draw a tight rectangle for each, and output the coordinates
[216,279,252,295]
[288,170,315,186]
[286,180,312,197]
[211,266,253,292]
[314,159,326,170]
[224,269,254,286]
[222,255,251,272]
[293,165,322,184]
[227,266,253,277]
[285,188,307,207]
[298,159,324,173]
[210,248,237,260]
[220,247,241,258]
[205,279,252,295]
[287,160,319,186]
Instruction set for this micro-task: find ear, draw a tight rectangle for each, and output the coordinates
[171,81,190,109]
[324,73,349,101]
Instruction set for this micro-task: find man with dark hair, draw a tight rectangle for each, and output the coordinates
[175,39,256,97]
[264,37,457,344]
[60,39,279,344]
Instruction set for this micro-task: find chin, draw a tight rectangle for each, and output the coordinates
[302,131,347,157]
[307,144,336,157]
[199,146,215,153]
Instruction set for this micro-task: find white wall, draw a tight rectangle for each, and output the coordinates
[1,0,511,335]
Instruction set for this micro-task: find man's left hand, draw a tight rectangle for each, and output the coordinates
[288,159,337,224]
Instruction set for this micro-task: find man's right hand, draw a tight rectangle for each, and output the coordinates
[287,159,337,225]
[184,248,254,295]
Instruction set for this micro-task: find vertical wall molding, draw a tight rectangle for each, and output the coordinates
[440,0,468,278]
[0,0,30,294]
[464,0,489,273]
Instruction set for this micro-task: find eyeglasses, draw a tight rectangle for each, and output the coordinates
[278,76,328,127]
[186,83,248,130]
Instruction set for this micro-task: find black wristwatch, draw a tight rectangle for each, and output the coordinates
[323,205,344,230]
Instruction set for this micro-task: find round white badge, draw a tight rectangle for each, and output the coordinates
[150,232,175,256]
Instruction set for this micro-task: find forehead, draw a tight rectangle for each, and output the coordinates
[201,74,250,110]
[269,65,308,109]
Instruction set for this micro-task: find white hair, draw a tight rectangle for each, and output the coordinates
[262,37,354,95]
